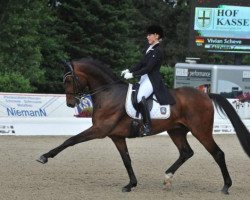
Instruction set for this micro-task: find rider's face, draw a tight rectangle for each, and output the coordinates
[147,33,159,45]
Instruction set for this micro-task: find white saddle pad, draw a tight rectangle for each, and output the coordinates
[125,84,170,119]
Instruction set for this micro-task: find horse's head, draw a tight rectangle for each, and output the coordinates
[63,61,88,108]
[63,58,125,107]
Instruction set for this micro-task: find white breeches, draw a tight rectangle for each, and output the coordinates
[137,74,153,103]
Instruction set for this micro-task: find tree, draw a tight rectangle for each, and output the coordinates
[55,0,140,72]
[0,0,43,92]
[0,0,67,93]
[35,1,68,93]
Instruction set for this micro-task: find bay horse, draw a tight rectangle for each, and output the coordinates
[37,58,250,194]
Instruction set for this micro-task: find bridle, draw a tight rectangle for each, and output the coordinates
[63,61,123,101]
[63,63,83,101]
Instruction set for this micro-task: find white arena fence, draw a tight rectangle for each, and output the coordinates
[0,92,92,136]
[0,92,250,136]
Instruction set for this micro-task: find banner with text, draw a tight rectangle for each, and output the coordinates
[0,93,93,135]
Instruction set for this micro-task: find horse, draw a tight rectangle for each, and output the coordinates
[37,58,250,194]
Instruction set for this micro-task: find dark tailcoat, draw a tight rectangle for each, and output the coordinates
[129,43,175,105]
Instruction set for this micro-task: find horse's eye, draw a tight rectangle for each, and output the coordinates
[64,77,73,84]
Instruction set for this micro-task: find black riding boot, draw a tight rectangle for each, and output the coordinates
[139,97,152,137]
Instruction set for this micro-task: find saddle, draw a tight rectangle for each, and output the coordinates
[125,84,170,120]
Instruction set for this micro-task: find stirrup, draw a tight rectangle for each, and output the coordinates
[140,124,151,137]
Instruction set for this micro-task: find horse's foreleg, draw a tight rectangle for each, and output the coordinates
[164,128,193,189]
[37,126,100,164]
[111,136,137,192]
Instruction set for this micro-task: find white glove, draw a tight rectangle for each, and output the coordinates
[124,72,133,79]
[121,69,129,77]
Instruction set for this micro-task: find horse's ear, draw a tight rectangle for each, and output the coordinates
[62,60,73,73]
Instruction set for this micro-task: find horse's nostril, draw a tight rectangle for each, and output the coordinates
[66,102,75,108]
[67,103,72,107]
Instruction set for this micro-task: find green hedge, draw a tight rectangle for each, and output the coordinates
[0,73,34,92]
[160,65,174,89]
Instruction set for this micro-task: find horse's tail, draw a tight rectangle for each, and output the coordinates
[209,93,250,157]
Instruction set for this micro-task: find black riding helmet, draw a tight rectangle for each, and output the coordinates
[146,25,164,39]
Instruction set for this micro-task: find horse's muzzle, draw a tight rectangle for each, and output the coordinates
[67,103,75,108]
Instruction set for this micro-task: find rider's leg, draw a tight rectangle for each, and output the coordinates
[137,75,153,102]
[137,75,153,136]
[139,97,152,136]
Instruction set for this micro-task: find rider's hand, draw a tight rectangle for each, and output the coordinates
[121,69,129,77]
[124,72,133,79]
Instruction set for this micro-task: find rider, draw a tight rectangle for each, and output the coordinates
[121,25,175,136]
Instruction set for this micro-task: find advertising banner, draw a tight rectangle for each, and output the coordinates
[0,93,74,118]
[0,93,93,135]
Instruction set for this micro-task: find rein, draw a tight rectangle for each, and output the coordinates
[68,80,122,101]
[63,70,122,101]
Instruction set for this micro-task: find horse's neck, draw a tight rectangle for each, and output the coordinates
[90,82,127,107]
[87,77,114,91]
[85,67,120,91]
[78,60,125,94]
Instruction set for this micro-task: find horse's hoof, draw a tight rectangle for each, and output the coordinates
[163,173,173,190]
[163,180,172,190]
[122,183,136,192]
[36,155,48,164]
[122,186,131,192]
[221,186,229,195]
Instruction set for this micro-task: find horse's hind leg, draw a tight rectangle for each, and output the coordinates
[164,126,194,189]
[192,129,232,194]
